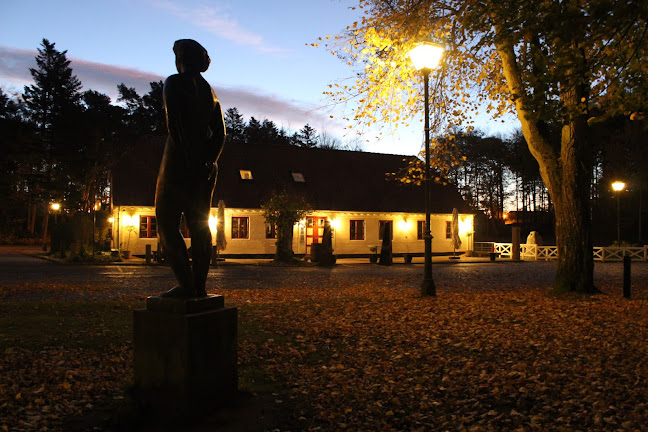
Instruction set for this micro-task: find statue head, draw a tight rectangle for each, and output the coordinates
[173,39,210,73]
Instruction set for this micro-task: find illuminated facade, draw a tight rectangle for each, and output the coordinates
[110,139,474,258]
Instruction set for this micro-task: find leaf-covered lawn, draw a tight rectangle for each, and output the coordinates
[1,274,647,431]
[232,284,648,431]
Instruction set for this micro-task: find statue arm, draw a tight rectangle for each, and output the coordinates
[163,75,194,170]
[208,90,226,163]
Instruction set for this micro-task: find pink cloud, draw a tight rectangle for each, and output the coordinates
[0,45,344,134]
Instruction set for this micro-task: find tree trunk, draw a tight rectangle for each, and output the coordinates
[28,202,37,235]
[275,223,294,262]
[497,38,596,293]
[41,204,49,245]
[549,119,595,293]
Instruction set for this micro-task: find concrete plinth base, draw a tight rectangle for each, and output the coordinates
[133,294,237,415]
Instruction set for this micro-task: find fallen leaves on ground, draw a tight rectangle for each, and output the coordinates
[1,345,130,431]
[231,283,648,430]
[1,273,647,431]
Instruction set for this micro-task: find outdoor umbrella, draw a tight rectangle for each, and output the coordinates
[451,208,462,258]
[216,200,227,262]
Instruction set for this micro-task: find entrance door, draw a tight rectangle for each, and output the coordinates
[305,216,326,257]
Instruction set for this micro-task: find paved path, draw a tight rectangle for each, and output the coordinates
[1,246,646,300]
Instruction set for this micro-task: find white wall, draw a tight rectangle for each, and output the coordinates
[111,206,474,256]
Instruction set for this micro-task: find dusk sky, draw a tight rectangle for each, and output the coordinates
[0,0,518,155]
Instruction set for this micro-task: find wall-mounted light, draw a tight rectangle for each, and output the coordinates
[458,217,473,237]
[329,218,341,230]
[122,214,139,228]
[208,215,217,233]
[398,219,411,232]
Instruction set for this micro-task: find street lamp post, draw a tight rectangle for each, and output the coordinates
[50,202,61,223]
[49,202,61,254]
[93,200,101,258]
[408,41,444,296]
[612,181,625,245]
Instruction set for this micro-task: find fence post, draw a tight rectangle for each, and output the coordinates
[145,244,152,265]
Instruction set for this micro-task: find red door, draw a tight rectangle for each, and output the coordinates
[305,216,326,257]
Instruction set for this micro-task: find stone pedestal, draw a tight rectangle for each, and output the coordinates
[133,294,237,415]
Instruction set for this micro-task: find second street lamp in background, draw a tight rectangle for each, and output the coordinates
[50,202,61,224]
[612,181,625,245]
[408,41,445,297]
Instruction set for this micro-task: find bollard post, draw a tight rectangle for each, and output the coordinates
[145,244,152,265]
[511,226,521,261]
[623,255,631,299]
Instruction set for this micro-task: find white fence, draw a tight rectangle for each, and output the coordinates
[474,242,648,262]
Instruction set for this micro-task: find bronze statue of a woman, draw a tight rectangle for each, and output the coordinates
[155,39,226,298]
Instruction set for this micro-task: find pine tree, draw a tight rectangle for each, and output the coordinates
[23,39,82,136]
[142,81,165,135]
[224,107,246,144]
[296,124,318,148]
[244,116,263,145]
[22,39,83,236]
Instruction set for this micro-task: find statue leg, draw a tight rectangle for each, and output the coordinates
[156,194,194,297]
[185,189,214,297]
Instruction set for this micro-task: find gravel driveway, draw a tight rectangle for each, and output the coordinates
[1,246,646,301]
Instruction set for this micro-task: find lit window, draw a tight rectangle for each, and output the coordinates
[232,217,249,239]
[139,216,157,238]
[417,221,426,240]
[239,170,253,180]
[350,220,365,240]
[291,172,305,182]
[265,222,277,239]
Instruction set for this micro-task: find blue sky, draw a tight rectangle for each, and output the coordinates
[0,0,518,155]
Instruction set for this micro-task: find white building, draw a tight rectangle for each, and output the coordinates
[110,138,474,259]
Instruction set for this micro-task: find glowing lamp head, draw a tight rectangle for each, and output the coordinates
[612,181,625,192]
[50,203,60,211]
[408,42,444,71]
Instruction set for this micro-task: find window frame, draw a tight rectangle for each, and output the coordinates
[417,220,426,240]
[446,221,452,239]
[231,216,250,239]
[349,219,365,240]
[265,221,277,239]
[139,215,157,239]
